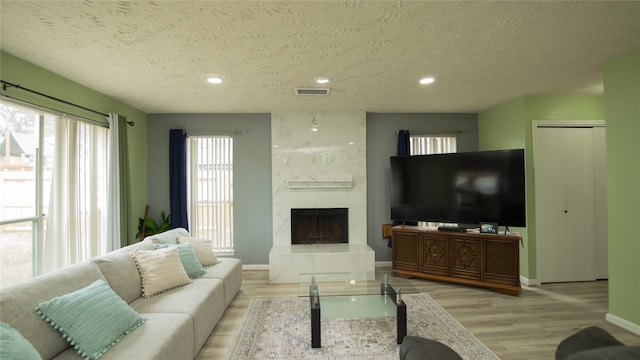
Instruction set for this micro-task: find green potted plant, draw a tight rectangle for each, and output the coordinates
[136,210,171,240]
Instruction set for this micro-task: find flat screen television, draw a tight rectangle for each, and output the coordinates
[390,149,526,227]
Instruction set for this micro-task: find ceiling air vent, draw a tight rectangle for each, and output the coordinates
[295,88,330,96]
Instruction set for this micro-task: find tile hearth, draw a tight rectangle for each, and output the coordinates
[269,244,374,283]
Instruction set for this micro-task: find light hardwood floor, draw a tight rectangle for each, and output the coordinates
[196,270,639,359]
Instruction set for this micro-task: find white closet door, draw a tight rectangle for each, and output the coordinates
[535,126,597,283]
[564,128,596,281]
[536,128,570,282]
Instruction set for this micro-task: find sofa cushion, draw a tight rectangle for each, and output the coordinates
[0,262,107,360]
[154,243,207,279]
[200,258,243,307]
[176,235,220,266]
[131,247,192,297]
[146,227,189,244]
[92,239,155,303]
[556,326,625,360]
[130,278,226,355]
[0,321,42,360]
[399,336,463,360]
[35,279,146,360]
[565,345,640,360]
[52,313,195,360]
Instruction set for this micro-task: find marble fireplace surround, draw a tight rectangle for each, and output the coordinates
[269,112,375,283]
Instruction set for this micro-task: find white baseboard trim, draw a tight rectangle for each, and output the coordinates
[242,262,392,271]
[520,275,539,286]
[606,313,640,336]
[376,261,392,269]
[242,264,269,270]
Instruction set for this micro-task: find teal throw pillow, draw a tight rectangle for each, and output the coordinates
[154,243,207,279]
[34,279,146,360]
[0,322,42,360]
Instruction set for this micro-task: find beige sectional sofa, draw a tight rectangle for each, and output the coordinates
[0,228,242,360]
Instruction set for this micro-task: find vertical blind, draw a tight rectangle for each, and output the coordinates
[188,136,234,251]
[410,135,457,155]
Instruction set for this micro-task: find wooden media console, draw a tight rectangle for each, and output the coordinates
[391,226,521,296]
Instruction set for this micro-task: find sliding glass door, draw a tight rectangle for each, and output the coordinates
[0,101,44,287]
[0,99,108,288]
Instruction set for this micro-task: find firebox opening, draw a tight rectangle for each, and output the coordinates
[291,208,348,245]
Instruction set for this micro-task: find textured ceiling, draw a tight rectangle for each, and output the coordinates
[1,1,640,114]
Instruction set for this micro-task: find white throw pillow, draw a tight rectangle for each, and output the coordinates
[147,227,189,244]
[131,247,192,297]
[176,235,220,266]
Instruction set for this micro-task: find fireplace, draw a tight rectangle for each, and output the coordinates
[291,208,348,244]
[269,112,374,283]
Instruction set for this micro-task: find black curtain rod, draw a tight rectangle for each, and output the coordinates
[1,80,135,126]
[1,80,109,117]
[394,130,465,135]
[0,80,109,117]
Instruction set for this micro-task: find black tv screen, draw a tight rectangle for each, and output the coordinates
[390,149,526,227]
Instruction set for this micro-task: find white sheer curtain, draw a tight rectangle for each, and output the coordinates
[40,116,108,274]
[107,113,121,252]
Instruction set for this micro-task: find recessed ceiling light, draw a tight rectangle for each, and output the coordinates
[419,77,435,85]
[314,77,330,84]
[207,77,223,84]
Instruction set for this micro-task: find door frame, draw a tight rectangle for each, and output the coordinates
[532,120,606,283]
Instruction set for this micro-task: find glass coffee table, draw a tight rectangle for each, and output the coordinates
[298,271,418,348]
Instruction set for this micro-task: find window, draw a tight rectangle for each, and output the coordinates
[410,134,456,156]
[0,100,108,287]
[187,136,234,252]
[410,134,457,227]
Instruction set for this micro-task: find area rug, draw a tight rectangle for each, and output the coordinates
[227,293,499,360]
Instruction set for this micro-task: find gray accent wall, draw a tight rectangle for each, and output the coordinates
[147,113,273,265]
[365,113,478,261]
[147,112,477,265]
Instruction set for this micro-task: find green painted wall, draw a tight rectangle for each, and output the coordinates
[480,67,638,330]
[479,94,605,282]
[524,95,605,121]
[603,49,640,327]
[0,51,148,244]
[478,97,527,150]
[478,97,532,278]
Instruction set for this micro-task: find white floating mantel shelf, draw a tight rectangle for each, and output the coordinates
[287,176,353,190]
